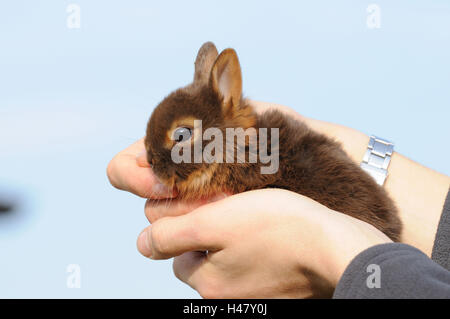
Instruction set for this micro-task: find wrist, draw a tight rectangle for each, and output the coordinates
[319,213,393,287]
[292,202,393,288]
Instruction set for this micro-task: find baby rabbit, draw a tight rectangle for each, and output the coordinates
[145,42,402,241]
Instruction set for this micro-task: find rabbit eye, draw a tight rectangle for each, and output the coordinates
[173,127,192,143]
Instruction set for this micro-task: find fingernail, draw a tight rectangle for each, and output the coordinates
[138,229,153,258]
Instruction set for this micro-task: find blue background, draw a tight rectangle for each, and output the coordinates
[0,1,449,298]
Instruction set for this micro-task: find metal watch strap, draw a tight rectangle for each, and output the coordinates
[360,135,394,186]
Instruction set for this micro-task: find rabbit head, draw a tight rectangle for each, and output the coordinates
[145,42,256,199]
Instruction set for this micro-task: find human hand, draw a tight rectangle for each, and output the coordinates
[106,100,449,258]
[137,189,392,298]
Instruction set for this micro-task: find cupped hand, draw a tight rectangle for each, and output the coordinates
[137,189,392,298]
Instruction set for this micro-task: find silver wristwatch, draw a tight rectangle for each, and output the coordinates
[360,135,394,186]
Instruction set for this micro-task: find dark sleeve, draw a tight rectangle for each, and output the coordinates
[332,243,450,298]
[333,188,450,299]
[432,188,450,270]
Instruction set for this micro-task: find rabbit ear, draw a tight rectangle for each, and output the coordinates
[210,48,242,112]
[193,42,219,85]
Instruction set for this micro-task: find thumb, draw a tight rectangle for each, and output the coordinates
[137,205,226,259]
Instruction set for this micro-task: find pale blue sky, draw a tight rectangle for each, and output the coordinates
[0,1,449,298]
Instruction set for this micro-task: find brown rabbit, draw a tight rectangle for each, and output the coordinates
[145,42,402,241]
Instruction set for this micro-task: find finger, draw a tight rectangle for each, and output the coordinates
[107,138,177,198]
[137,206,226,259]
[145,198,204,224]
[136,150,151,168]
[173,252,206,291]
[173,252,226,299]
[144,193,228,224]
